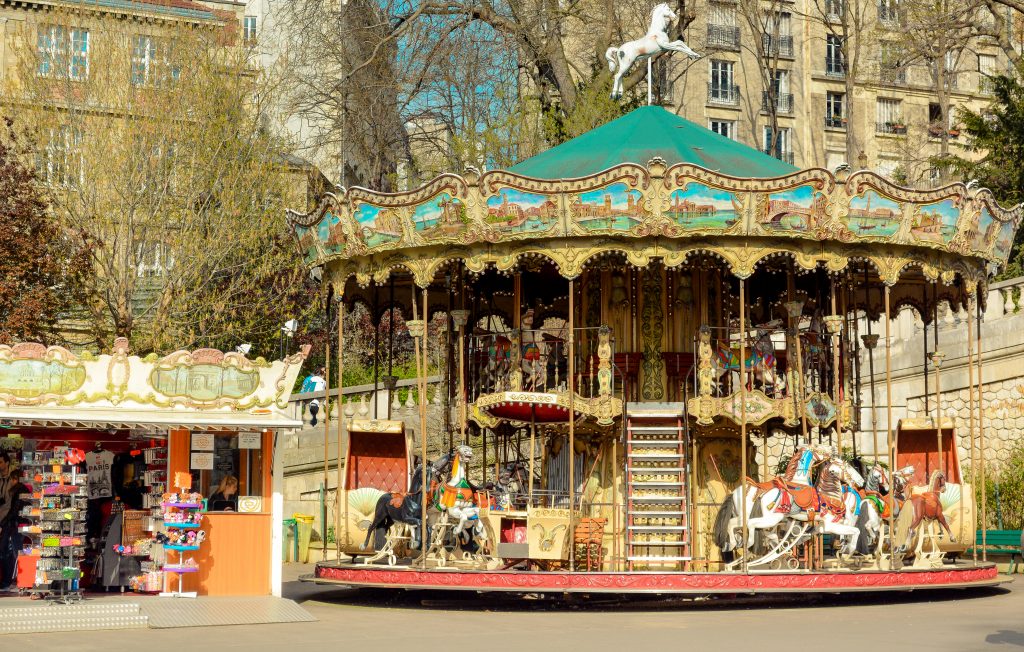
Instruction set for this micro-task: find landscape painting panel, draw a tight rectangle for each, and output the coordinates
[666,183,742,231]
[845,191,901,237]
[354,202,404,248]
[571,183,646,232]
[910,199,959,244]
[485,188,559,235]
[759,185,828,232]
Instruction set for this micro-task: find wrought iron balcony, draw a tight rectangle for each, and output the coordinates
[707,24,740,50]
[876,121,907,135]
[762,91,794,114]
[762,33,794,57]
[707,83,740,106]
[825,115,847,128]
[825,58,846,79]
[879,68,907,85]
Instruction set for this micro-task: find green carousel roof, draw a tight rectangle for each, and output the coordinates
[510,105,798,179]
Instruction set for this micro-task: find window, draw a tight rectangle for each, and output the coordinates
[710,119,737,139]
[763,70,793,113]
[189,432,266,508]
[826,92,845,127]
[763,12,793,57]
[708,60,739,105]
[131,35,180,87]
[36,125,83,186]
[879,42,906,84]
[878,0,901,25]
[37,25,89,80]
[979,54,996,94]
[707,3,740,49]
[825,0,844,19]
[763,126,793,163]
[243,15,257,43]
[876,98,904,134]
[826,35,845,77]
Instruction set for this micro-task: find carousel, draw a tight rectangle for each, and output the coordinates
[286,100,1019,594]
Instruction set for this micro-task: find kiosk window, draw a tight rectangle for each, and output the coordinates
[190,432,264,508]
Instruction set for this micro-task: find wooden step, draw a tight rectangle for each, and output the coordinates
[627,555,692,562]
[628,525,687,531]
[628,540,689,546]
[627,426,681,432]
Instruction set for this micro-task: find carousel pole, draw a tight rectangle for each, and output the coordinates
[568,278,577,572]
[457,271,468,446]
[529,406,536,505]
[739,277,748,574]
[863,266,879,463]
[965,288,976,557]
[828,280,843,454]
[323,289,332,562]
[977,288,988,561]
[410,285,428,567]
[884,284,897,565]
[336,293,345,559]
[784,296,808,445]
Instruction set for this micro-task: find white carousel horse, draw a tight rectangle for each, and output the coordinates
[605,3,701,99]
[436,445,488,548]
[712,443,826,565]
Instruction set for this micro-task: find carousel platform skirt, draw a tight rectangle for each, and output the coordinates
[306,561,1005,595]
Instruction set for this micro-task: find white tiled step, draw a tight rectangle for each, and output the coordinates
[628,468,683,473]
[631,510,685,516]
[627,440,679,446]
[629,453,684,459]
[628,525,687,531]
[630,495,688,502]
[629,481,685,486]
[627,556,692,561]
[628,541,689,546]
[627,426,681,432]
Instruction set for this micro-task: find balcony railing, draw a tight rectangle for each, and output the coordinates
[825,58,846,79]
[825,115,847,128]
[707,83,740,106]
[876,121,907,135]
[879,68,907,85]
[980,75,996,95]
[762,33,794,57]
[928,124,961,140]
[762,91,794,114]
[707,24,740,49]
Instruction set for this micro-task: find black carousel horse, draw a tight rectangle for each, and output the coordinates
[361,452,453,551]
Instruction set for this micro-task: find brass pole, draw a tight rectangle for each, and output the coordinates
[739,277,748,573]
[529,407,536,505]
[323,290,332,562]
[884,285,896,565]
[831,281,842,454]
[965,290,976,557]
[412,286,428,567]
[568,278,576,571]
[336,294,345,559]
[977,288,987,560]
[934,353,944,473]
[612,435,619,571]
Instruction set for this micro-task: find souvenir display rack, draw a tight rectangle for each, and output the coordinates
[158,492,204,598]
[17,447,87,603]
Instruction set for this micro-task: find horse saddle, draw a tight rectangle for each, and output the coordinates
[389,492,407,509]
[862,490,889,518]
[745,476,777,497]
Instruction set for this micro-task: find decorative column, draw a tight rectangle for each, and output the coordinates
[451,308,471,444]
[823,314,844,453]
[783,300,808,443]
[860,333,880,462]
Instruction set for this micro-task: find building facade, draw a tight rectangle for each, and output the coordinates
[658,0,1018,183]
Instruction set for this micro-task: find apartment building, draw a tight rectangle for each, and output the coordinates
[656,0,1016,183]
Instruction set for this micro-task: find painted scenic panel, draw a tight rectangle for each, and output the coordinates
[570,183,647,231]
[412,192,470,240]
[910,199,959,244]
[318,212,347,255]
[994,218,1016,261]
[974,207,997,252]
[759,185,828,232]
[150,364,259,401]
[295,225,320,263]
[485,188,559,235]
[354,202,405,248]
[666,183,743,231]
[845,190,901,237]
[0,360,85,398]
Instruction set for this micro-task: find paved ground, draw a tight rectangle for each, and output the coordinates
[2,564,1021,651]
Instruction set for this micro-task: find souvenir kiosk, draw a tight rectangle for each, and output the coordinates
[0,338,308,597]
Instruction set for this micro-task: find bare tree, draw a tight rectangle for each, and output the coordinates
[737,0,792,160]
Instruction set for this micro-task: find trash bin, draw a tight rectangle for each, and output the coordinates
[282,518,297,562]
[293,514,315,563]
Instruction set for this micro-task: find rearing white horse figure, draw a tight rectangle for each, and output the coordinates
[605,3,701,99]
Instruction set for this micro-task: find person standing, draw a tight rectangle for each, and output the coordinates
[301,368,327,426]
[0,452,23,592]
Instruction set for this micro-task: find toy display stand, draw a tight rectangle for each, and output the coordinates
[158,475,204,598]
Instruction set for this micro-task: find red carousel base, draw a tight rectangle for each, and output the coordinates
[310,562,1004,595]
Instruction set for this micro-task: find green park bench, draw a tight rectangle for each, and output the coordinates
[968,530,1023,573]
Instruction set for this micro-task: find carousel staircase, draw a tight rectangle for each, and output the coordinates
[624,403,691,571]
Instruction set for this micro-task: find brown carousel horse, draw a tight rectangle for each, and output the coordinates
[903,470,956,549]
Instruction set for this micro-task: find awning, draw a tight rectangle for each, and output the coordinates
[0,406,302,431]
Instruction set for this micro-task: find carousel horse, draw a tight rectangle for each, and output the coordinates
[800,312,831,392]
[712,443,826,564]
[901,470,957,552]
[486,334,512,391]
[435,445,488,548]
[712,327,782,393]
[605,3,700,99]
[520,310,549,390]
[361,456,445,552]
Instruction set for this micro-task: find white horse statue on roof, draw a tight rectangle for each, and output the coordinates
[605,2,701,99]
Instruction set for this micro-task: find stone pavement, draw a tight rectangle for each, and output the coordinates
[0,564,1019,651]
